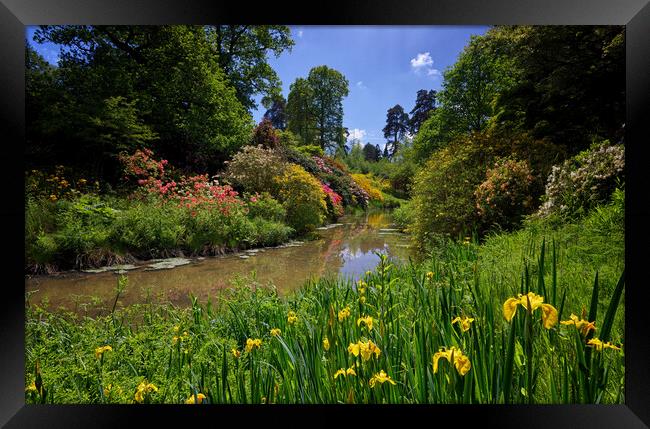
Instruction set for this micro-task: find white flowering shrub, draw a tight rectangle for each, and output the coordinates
[535,142,624,218]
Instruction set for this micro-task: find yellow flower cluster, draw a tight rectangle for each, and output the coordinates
[134,381,158,403]
[245,338,262,353]
[560,314,597,336]
[185,393,207,404]
[587,338,621,351]
[348,340,381,361]
[338,306,351,322]
[172,330,190,345]
[270,328,281,337]
[357,280,367,304]
[231,348,241,359]
[433,347,471,376]
[357,315,374,331]
[503,292,558,329]
[333,367,357,379]
[426,271,434,281]
[287,310,298,325]
[451,316,475,333]
[369,370,396,388]
[25,380,39,394]
[323,337,330,351]
[95,345,112,359]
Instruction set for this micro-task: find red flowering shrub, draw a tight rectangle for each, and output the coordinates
[321,182,344,218]
[474,157,534,231]
[252,118,280,148]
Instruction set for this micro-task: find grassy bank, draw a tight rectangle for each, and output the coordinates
[25,199,624,404]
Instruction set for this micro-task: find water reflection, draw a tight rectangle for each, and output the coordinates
[25,211,413,315]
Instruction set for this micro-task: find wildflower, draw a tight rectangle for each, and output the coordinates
[95,345,112,359]
[587,338,621,351]
[338,306,351,322]
[369,370,396,388]
[349,340,381,361]
[560,314,597,336]
[334,367,357,379]
[433,347,471,376]
[451,316,475,333]
[231,348,241,359]
[360,296,366,304]
[49,194,58,202]
[357,315,373,331]
[185,393,207,404]
[245,338,262,353]
[287,310,298,325]
[25,381,38,394]
[426,272,434,281]
[103,384,112,397]
[323,337,330,351]
[173,326,180,333]
[502,292,558,329]
[365,271,372,277]
[270,328,281,337]
[134,381,158,403]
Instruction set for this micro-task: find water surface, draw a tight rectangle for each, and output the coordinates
[25,211,413,315]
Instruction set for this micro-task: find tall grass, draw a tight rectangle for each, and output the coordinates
[25,200,624,404]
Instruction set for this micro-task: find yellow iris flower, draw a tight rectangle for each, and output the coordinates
[95,345,112,359]
[502,292,558,329]
[560,314,597,336]
[348,340,381,361]
[357,315,374,331]
[287,311,298,325]
[587,338,621,351]
[270,328,281,337]
[323,337,330,351]
[185,393,206,404]
[369,370,396,388]
[334,367,357,379]
[426,272,434,281]
[231,348,241,358]
[245,338,262,353]
[451,316,475,333]
[134,381,158,403]
[338,306,351,322]
[433,347,471,376]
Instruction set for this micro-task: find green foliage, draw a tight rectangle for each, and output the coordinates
[391,200,414,231]
[411,133,497,251]
[294,145,324,157]
[275,164,327,233]
[245,193,286,222]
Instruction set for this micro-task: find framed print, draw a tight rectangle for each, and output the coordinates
[1,0,649,427]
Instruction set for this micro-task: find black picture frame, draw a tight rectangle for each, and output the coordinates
[2,0,649,427]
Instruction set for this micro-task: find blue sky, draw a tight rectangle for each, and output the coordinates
[26,25,489,149]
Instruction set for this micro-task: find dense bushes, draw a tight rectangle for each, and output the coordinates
[275,164,327,234]
[474,157,535,232]
[535,141,624,219]
[223,145,287,194]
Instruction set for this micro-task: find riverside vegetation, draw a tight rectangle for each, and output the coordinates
[25,25,625,404]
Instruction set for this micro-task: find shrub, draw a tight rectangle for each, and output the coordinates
[320,182,344,219]
[223,145,287,194]
[388,162,416,199]
[245,192,286,222]
[411,133,497,251]
[392,201,414,231]
[351,173,384,202]
[274,164,327,233]
[295,145,324,157]
[474,157,535,232]
[535,142,624,219]
[250,218,294,246]
[251,118,280,148]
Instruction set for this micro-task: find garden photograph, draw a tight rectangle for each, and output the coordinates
[24,25,625,405]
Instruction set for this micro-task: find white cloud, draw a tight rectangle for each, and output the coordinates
[356,81,367,90]
[347,128,367,142]
[410,52,433,69]
[411,52,441,79]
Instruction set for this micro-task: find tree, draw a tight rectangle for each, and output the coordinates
[375,144,383,160]
[286,78,317,146]
[252,118,280,148]
[409,89,437,134]
[306,66,349,151]
[362,143,381,162]
[31,25,254,176]
[382,104,409,158]
[263,96,287,130]
[205,25,294,111]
